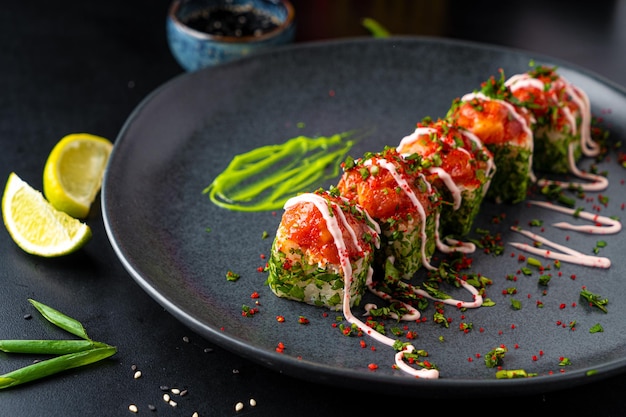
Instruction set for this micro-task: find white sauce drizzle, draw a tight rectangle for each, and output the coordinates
[535,143,608,191]
[363,158,436,271]
[460,92,536,182]
[506,73,605,190]
[285,193,439,379]
[398,126,494,253]
[273,66,621,381]
[528,200,621,234]
[509,226,611,268]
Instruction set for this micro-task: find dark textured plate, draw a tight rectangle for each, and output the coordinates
[102,37,626,397]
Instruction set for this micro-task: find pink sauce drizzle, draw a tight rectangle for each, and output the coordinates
[287,193,439,378]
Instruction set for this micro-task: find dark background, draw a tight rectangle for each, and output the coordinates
[1,1,625,415]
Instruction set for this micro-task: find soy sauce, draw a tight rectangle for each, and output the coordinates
[183,6,279,37]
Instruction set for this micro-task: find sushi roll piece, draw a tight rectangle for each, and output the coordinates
[266,188,380,310]
[505,65,599,174]
[447,71,534,204]
[337,147,441,279]
[397,118,495,236]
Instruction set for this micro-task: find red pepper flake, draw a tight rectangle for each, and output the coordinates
[256,266,264,272]
[276,342,285,353]
[514,344,520,349]
[370,346,376,352]
[328,89,336,97]
[406,331,417,340]
[260,254,266,259]
[367,363,378,371]
[359,340,367,348]
[539,350,544,356]
[298,316,310,325]
[532,355,538,361]
[250,292,260,299]
[467,357,473,362]
[276,315,285,323]
[559,303,566,309]
[570,274,576,280]
[510,324,516,330]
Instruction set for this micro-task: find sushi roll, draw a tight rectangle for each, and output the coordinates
[397,118,495,236]
[266,188,380,310]
[447,71,534,204]
[337,147,441,279]
[505,65,598,174]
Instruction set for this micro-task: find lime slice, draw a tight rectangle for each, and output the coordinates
[2,172,92,257]
[43,133,113,219]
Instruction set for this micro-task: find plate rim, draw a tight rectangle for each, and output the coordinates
[102,36,626,397]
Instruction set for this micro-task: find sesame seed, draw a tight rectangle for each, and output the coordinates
[148,404,156,411]
[128,404,138,413]
[192,412,199,417]
[159,385,170,391]
[168,400,178,407]
[131,364,137,371]
[182,336,190,343]
[249,398,257,407]
[163,393,171,402]
[180,389,188,397]
[235,402,244,412]
[171,388,180,395]
[133,370,142,379]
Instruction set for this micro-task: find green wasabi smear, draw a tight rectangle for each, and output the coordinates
[203,132,358,212]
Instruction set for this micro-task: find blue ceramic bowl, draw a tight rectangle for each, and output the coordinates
[166,0,296,71]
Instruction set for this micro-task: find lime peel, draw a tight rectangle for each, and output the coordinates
[2,172,92,257]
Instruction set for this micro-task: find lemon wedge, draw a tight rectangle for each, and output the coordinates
[43,133,113,219]
[2,172,92,257]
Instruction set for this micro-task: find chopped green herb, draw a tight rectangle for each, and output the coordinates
[485,346,507,368]
[520,267,533,276]
[226,270,241,282]
[495,369,537,379]
[510,298,522,310]
[559,357,572,366]
[580,288,608,313]
[589,323,604,333]
[538,274,552,286]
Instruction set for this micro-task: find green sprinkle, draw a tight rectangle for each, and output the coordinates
[226,270,241,282]
[589,323,604,333]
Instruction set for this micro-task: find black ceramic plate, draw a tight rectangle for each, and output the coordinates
[102,37,626,397]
